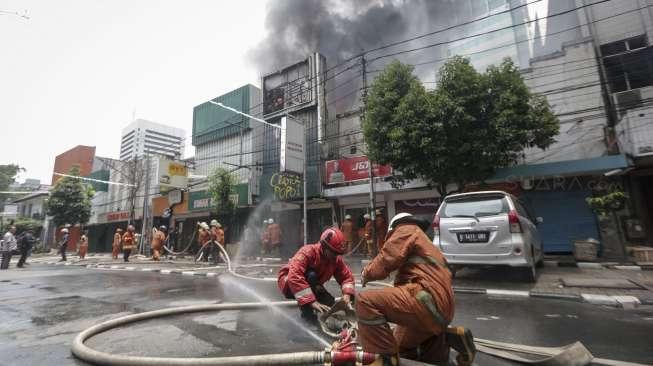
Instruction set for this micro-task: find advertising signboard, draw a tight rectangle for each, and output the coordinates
[280,116,305,175]
[325,156,392,185]
[158,158,188,193]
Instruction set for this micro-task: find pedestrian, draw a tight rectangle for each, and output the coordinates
[340,214,355,253]
[112,228,123,260]
[58,227,69,262]
[197,222,211,261]
[267,218,282,257]
[260,219,270,255]
[78,230,89,259]
[358,213,475,365]
[363,213,374,257]
[122,225,136,262]
[277,227,355,323]
[17,229,36,268]
[151,225,167,261]
[375,209,388,252]
[1,226,18,270]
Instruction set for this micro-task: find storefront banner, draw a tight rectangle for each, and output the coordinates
[325,156,392,185]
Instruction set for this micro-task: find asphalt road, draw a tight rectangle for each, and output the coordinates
[1,265,652,365]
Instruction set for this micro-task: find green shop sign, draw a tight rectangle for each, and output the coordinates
[188,184,249,211]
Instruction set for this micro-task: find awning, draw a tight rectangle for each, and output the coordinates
[491,154,631,181]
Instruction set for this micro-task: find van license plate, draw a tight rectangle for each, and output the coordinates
[457,232,489,243]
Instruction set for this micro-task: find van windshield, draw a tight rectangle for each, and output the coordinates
[441,196,509,218]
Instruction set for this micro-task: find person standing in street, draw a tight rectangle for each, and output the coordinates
[1,226,17,270]
[340,214,355,253]
[267,218,282,257]
[17,229,36,268]
[375,209,388,252]
[277,227,355,323]
[58,227,69,262]
[151,225,167,261]
[363,213,374,258]
[197,222,211,262]
[209,220,225,264]
[358,213,475,366]
[122,225,136,262]
[260,219,270,255]
[112,228,122,260]
[78,230,89,259]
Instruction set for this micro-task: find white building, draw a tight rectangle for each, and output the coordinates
[120,119,185,161]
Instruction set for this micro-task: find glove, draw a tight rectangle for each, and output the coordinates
[361,268,369,287]
[310,301,330,314]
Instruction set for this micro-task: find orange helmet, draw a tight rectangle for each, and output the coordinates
[320,227,346,254]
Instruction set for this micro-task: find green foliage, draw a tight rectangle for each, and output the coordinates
[0,164,24,205]
[46,166,95,226]
[363,57,559,195]
[586,191,628,215]
[12,217,43,236]
[208,167,237,223]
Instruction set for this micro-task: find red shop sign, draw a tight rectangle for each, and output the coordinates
[325,156,392,185]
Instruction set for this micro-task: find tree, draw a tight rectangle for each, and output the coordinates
[363,57,559,195]
[208,167,237,227]
[46,166,95,227]
[0,164,24,204]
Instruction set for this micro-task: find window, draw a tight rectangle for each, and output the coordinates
[601,36,653,93]
[441,195,509,218]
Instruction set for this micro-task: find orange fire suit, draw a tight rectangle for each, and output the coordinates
[261,226,271,253]
[357,223,454,363]
[122,231,136,262]
[112,233,121,259]
[277,243,356,306]
[211,227,225,245]
[340,219,355,252]
[375,215,388,251]
[268,223,282,251]
[78,234,88,259]
[363,219,374,256]
[151,230,166,261]
[198,229,211,246]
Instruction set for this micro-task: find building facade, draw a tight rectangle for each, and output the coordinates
[51,145,96,185]
[120,119,185,161]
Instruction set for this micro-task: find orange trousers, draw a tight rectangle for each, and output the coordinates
[356,284,450,363]
[112,245,120,259]
[151,245,161,261]
[79,245,88,259]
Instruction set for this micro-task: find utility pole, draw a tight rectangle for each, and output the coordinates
[140,155,151,256]
[361,54,377,249]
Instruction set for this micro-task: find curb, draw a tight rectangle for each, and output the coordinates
[543,260,651,271]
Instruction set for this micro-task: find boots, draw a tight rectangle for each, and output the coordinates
[446,326,476,366]
[368,354,399,366]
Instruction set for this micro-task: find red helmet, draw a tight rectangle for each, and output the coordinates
[320,227,346,254]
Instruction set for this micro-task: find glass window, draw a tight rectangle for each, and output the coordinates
[441,195,509,218]
[603,46,653,93]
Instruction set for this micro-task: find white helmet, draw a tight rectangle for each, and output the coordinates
[363,213,371,220]
[268,218,274,224]
[263,219,269,225]
[200,222,209,230]
[388,212,414,232]
[210,219,219,227]
[345,214,352,220]
[61,228,69,233]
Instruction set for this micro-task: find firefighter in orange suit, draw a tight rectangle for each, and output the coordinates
[358,213,476,366]
[267,218,282,255]
[363,213,374,257]
[151,225,167,261]
[277,227,355,323]
[209,220,225,264]
[375,209,388,252]
[340,214,355,253]
[112,228,122,260]
[197,222,211,261]
[260,219,270,254]
[122,225,136,262]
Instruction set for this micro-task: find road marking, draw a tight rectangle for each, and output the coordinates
[110,265,120,269]
[206,273,217,277]
[581,293,618,306]
[614,265,642,271]
[486,289,530,298]
[125,267,135,271]
[182,271,196,276]
[160,269,172,274]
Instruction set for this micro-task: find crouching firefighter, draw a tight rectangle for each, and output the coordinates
[277,227,356,323]
[358,213,476,366]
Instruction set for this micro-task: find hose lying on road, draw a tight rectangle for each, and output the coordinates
[163,229,198,256]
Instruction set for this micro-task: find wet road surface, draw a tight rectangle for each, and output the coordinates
[1,264,652,365]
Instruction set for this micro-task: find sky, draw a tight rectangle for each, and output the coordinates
[0,0,267,184]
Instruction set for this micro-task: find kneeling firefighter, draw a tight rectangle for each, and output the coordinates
[358,213,476,366]
[277,227,356,322]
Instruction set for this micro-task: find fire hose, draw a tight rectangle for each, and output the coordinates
[71,247,650,366]
[163,229,198,256]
